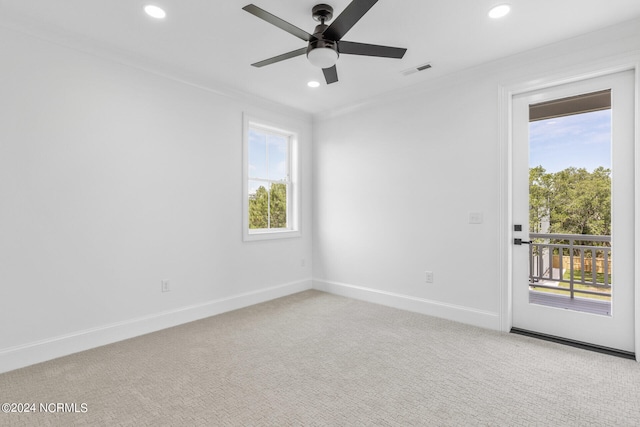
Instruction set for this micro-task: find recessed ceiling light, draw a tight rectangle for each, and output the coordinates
[307,81,320,88]
[488,4,511,19]
[144,5,166,19]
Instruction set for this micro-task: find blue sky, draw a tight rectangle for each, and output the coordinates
[529,109,611,173]
[248,129,288,195]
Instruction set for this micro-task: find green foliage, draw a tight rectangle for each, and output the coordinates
[530,166,611,237]
[249,183,287,229]
[269,183,287,229]
[529,166,553,233]
[249,186,269,229]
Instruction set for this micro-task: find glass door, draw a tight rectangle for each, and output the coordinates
[511,71,635,353]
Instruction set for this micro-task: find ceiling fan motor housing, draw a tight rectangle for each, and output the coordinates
[307,36,338,54]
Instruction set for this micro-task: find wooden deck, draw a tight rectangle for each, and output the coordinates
[529,290,611,316]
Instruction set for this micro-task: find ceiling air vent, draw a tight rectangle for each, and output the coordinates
[402,62,432,76]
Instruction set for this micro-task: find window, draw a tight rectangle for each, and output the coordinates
[243,115,300,241]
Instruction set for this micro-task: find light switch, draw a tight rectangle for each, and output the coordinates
[469,212,483,224]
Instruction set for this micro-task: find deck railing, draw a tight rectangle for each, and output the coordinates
[528,233,611,299]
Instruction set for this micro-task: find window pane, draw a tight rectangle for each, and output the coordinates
[248,180,268,229]
[244,118,297,240]
[269,183,288,229]
[248,129,267,179]
[267,134,288,181]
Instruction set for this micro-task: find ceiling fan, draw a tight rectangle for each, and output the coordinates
[242,0,407,84]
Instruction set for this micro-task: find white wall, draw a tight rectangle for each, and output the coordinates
[0,27,313,372]
[312,18,640,329]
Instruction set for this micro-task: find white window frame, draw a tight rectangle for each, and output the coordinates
[243,114,300,241]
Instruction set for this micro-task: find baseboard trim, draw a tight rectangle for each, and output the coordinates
[0,279,312,374]
[312,279,499,330]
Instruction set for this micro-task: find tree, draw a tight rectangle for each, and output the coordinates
[249,185,269,229]
[269,183,287,229]
[529,166,611,239]
[248,183,287,229]
[529,166,552,233]
[547,167,611,237]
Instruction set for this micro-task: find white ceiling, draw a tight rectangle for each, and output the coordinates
[2,0,640,115]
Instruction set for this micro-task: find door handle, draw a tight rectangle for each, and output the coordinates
[513,238,532,245]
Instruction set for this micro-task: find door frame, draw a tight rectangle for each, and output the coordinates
[498,54,640,360]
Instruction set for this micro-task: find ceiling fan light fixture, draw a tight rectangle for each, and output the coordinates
[488,4,511,19]
[307,47,339,69]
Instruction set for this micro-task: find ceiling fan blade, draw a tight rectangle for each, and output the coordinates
[338,41,407,59]
[323,65,339,84]
[243,4,315,42]
[322,0,378,41]
[251,47,308,67]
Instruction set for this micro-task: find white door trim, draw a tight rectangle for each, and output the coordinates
[498,54,640,360]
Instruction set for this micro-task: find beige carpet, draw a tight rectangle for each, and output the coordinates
[2,290,640,426]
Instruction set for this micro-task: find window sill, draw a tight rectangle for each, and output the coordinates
[243,229,301,242]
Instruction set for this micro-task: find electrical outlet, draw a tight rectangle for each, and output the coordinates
[161,280,170,293]
[425,271,434,283]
